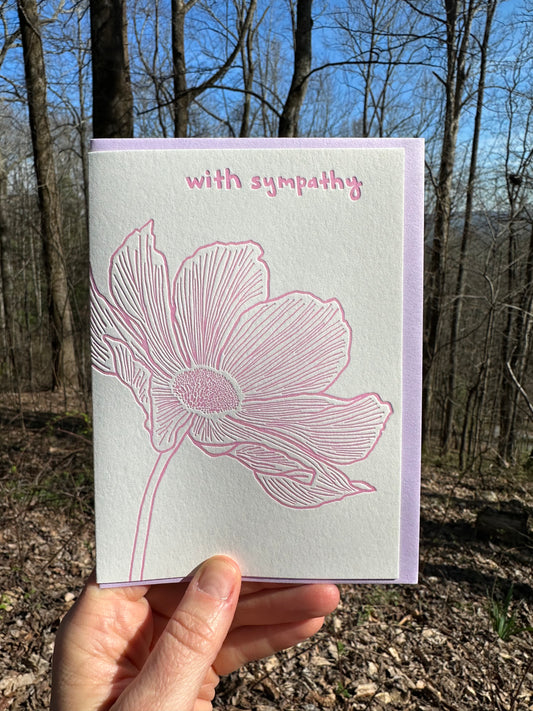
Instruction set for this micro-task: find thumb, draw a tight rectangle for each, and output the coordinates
[115,556,241,711]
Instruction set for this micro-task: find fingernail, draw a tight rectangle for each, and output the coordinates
[196,557,238,601]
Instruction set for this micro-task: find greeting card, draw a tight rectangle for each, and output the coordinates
[89,138,423,586]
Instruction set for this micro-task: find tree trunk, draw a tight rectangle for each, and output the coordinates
[76,7,90,233]
[499,217,533,461]
[171,0,191,137]
[238,3,256,137]
[90,0,134,138]
[361,0,379,137]
[17,0,80,390]
[441,0,497,453]
[422,0,476,445]
[0,151,19,389]
[171,0,256,138]
[278,0,313,137]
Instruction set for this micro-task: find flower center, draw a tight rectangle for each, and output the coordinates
[172,367,241,416]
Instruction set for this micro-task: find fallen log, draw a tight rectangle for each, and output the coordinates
[475,506,529,544]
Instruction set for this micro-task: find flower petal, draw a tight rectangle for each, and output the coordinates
[194,439,315,483]
[190,390,391,469]
[109,221,186,375]
[190,407,381,508]
[105,337,151,414]
[193,434,375,509]
[220,293,351,398]
[172,242,268,368]
[90,271,147,374]
[238,393,392,465]
[254,463,376,509]
[149,373,193,451]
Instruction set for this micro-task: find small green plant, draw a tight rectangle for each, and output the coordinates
[335,682,351,699]
[0,593,14,613]
[356,605,372,625]
[367,586,400,607]
[48,410,93,438]
[489,585,533,641]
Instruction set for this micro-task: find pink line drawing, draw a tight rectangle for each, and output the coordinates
[90,221,392,581]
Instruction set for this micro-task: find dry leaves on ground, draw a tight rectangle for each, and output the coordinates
[0,398,531,710]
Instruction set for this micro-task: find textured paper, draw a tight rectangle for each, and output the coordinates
[89,138,423,586]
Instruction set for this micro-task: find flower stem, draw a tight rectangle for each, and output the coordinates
[129,446,179,582]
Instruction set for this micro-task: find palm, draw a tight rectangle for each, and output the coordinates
[53,574,339,711]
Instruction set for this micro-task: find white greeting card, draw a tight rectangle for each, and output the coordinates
[89,138,423,586]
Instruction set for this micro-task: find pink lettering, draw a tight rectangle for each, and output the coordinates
[329,170,344,190]
[225,168,242,189]
[263,176,277,197]
[278,176,295,189]
[212,169,224,189]
[346,177,363,201]
[185,169,242,190]
[318,171,330,189]
[185,175,205,189]
[296,176,307,196]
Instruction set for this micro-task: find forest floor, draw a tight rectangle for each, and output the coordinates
[0,394,532,710]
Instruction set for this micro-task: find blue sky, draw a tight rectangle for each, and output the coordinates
[0,0,531,182]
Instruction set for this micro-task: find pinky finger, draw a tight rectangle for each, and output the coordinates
[213,617,326,676]
[193,700,215,711]
[196,668,220,701]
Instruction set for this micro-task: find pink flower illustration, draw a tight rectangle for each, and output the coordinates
[91,221,392,580]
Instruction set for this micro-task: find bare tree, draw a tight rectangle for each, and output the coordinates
[171,0,257,137]
[0,150,18,390]
[16,0,80,390]
[235,0,262,136]
[441,0,498,453]
[90,0,133,138]
[335,0,421,137]
[422,0,479,445]
[278,0,313,137]
[132,0,174,136]
[497,85,533,462]
[1,1,20,67]
[0,6,21,392]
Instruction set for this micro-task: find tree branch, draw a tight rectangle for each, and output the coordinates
[506,361,533,419]
[185,0,257,104]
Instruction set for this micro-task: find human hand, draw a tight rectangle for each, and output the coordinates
[51,556,339,711]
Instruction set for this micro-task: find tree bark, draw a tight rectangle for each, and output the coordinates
[171,0,257,138]
[17,0,80,390]
[0,151,18,388]
[76,7,90,232]
[90,0,134,138]
[441,0,497,453]
[238,1,256,137]
[422,0,476,445]
[171,0,192,137]
[497,85,533,462]
[499,214,533,461]
[278,0,313,137]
